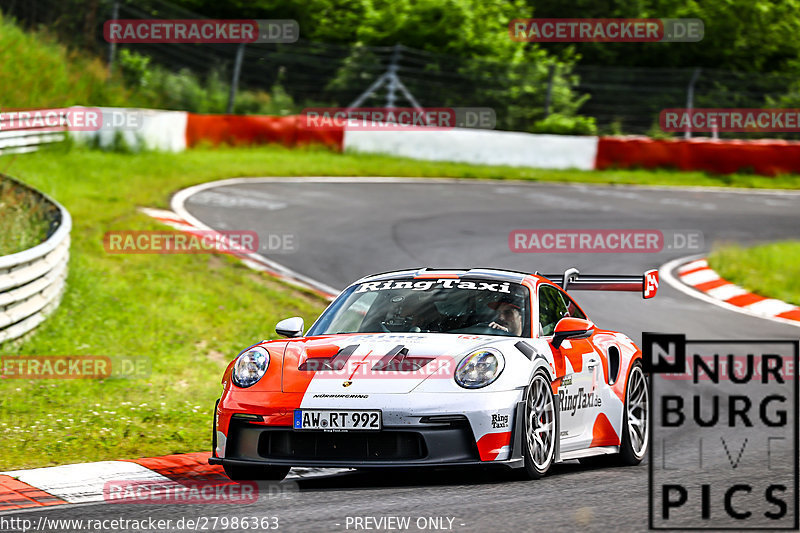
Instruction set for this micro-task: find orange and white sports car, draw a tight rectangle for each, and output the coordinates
[210,267,658,480]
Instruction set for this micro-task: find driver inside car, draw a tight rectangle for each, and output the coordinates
[487,296,523,336]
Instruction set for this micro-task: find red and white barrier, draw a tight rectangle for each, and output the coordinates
[596,136,800,176]
[185,113,342,150]
[343,128,599,170]
[41,107,800,176]
[68,107,188,152]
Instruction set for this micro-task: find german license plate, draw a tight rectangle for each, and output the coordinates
[293,409,381,431]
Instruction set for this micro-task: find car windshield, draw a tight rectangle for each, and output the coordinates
[307,278,531,337]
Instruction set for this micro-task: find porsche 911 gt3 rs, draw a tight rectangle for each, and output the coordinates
[209,267,658,480]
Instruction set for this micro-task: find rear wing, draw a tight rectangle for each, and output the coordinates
[538,268,659,299]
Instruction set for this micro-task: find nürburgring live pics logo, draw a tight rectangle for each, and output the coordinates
[644,333,799,530]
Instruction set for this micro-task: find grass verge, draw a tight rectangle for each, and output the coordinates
[708,242,800,307]
[0,13,132,109]
[1,143,799,470]
[0,177,51,255]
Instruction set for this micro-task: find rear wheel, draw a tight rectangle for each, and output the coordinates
[619,362,649,465]
[519,371,558,479]
[223,464,290,481]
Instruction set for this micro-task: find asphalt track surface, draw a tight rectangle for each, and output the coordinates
[17,179,800,532]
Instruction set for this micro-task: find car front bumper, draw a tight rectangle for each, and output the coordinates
[211,391,528,469]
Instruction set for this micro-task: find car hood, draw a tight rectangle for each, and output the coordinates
[281,332,505,394]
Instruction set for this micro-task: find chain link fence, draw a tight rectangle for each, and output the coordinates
[4,0,800,137]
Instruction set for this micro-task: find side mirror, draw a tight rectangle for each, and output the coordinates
[276,317,304,338]
[551,317,594,349]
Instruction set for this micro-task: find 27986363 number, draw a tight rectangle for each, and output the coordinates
[194,516,279,530]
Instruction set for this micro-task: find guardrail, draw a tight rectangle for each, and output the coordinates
[0,175,71,344]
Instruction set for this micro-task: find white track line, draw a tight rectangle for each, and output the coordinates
[169,182,340,298]
[169,177,505,299]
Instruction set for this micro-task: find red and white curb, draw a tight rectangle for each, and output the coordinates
[139,207,337,300]
[672,258,800,327]
[0,452,343,511]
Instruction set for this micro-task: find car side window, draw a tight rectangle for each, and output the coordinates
[559,292,587,320]
[538,285,569,336]
[327,291,379,333]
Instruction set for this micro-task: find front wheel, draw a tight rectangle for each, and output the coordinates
[223,464,290,481]
[519,371,558,479]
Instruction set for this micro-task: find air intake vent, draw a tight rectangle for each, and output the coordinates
[608,346,620,384]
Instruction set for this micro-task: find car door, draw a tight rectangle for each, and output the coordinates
[538,284,601,451]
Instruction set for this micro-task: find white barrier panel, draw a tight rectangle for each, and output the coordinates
[0,176,71,344]
[70,107,188,152]
[0,109,68,155]
[344,128,599,170]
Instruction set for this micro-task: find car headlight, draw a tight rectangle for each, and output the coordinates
[232,347,269,388]
[454,348,504,389]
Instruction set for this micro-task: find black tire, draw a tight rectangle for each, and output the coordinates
[519,370,558,480]
[578,361,649,467]
[223,464,290,481]
[618,361,649,465]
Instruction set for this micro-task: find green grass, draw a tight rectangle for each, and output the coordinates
[0,14,291,115]
[0,176,51,255]
[2,143,800,470]
[708,242,800,307]
[0,13,134,109]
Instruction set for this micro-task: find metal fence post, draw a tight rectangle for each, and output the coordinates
[227,43,246,114]
[684,67,701,139]
[348,42,425,117]
[107,0,119,75]
[386,44,401,108]
[543,64,556,118]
